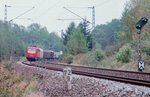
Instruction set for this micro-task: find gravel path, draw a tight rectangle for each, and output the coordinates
[13,62,150,97]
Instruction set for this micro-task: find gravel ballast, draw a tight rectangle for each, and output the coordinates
[13,62,150,97]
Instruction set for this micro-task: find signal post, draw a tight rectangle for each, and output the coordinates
[135,17,148,71]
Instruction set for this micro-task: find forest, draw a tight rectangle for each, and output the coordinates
[0,0,150,67]
[0,22,63,61]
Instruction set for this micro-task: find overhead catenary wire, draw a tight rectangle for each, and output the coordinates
[14,18,34,21]
[57,18,81,21]
[1,0,125,36]
[9,7,35,22]
[64,7,90,9]
[63,7,91,24]
[35,0,62,20]
[32,0,49,16]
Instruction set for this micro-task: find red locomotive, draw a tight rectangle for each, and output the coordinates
[26,45,54,61]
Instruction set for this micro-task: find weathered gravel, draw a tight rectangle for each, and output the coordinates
[13,62,150,97]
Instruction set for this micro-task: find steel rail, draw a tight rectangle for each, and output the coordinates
[22,61,150,87]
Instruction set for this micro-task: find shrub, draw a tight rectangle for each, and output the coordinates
[94,49,104,62]
[116,45,131,63]
[142,48,150,56]
[66,54,73,64]
[104,45,118,56]
[79,51,98,67]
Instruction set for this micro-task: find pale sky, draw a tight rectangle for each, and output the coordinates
[0,0,129,36]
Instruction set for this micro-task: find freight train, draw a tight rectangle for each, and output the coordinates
[26,45,61,61]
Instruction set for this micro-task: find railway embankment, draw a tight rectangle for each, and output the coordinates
[0,61,43,97]
[11,61,150,97]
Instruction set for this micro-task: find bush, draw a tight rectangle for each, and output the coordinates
[116,45,131,63]
[66,54,73,64]
[94,49,104,62]
[142,48,150,56]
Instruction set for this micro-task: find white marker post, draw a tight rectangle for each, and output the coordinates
[63,67,72,90]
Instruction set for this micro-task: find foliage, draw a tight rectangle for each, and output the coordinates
[26,23,63,51]
[61,22,76,45]
[142,48,150,56]
[78,21,93,50]
[66,27,88,55]
[77,50,104,67]
[141,39,150,56]
[115,0,150,63]
[0,64,23,97]
[66,54,73,64]
[121,0,150,42]
[0,63,39,97]
[78,20,90,37]
[62,21,92,52]
[0,22,25,60]
[116,45,131,63]
[48,32,63,51]
[62,53,73,64]
[94,49,104,62]
[92,19,122,49]
[0,89,13,97]
[78,52,99,67]
[0,21,63,61]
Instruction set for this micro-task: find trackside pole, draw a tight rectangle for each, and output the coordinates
[135,17,148,71]
[137,30,144,71]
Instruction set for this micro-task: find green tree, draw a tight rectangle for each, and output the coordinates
[78,21,92,50]
[61,22,76,45]
[116,45,131,63]
[121,0,150,42]
[92,19,121,49]
[48,32,63,51]
[67,27,88,55]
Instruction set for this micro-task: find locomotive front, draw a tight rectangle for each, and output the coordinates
[26,46,39,61]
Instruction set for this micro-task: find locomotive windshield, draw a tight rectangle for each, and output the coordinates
[28,48,36,54]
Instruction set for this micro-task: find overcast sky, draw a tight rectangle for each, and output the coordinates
[0,0,129,36]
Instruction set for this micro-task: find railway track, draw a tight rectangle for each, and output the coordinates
[22,61,150,87]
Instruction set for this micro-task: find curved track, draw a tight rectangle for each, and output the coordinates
[22,61,150,87]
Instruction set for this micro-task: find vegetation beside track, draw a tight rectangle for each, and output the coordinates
[61,0,150,72]
[0,61,39,97]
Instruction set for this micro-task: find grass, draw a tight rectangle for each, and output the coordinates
[24,80,38,95]
[74,52,99,67]
[0,61,39,97]
[72,51,150,72]
[98,56,137,71]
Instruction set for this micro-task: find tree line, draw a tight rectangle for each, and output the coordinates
[61,0,150,63]
[1,0,150,63]
[0,21,63,61]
